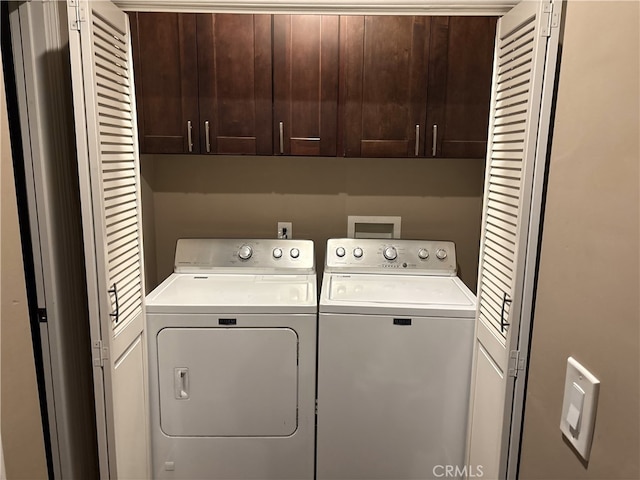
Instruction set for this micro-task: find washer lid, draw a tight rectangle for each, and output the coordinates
[320,274,476,317]
[146,273,317,314]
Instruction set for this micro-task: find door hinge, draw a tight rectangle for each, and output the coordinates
[508,350,525,378]
[37,308,48,323]
[92,340,109,368]
[69,0,86,31]
[540,2,560,37]
[315,399,318,416]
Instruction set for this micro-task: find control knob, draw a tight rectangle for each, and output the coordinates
[336,247,346,258]
[238,245,253,260]
[383,246,398,261]
[290,248,300,259]
[272,248,283,259]
[436,248,448,260]
[418,248,429,260]
[353,247,364,258]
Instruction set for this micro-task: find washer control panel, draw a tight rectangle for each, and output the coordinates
[174,238,315,273]
[325,238,457,275]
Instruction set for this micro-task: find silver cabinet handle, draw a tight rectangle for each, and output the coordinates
[415,124,420,156]
[187,121,193,153]
[432,124,437,156]
[205,121,211,153]
[279,121,284,154]
[500,292,513,333]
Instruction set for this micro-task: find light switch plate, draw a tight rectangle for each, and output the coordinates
[559,357,600,461]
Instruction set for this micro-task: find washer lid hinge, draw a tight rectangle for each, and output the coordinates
[508,350,525,378]
[92,340,109,368]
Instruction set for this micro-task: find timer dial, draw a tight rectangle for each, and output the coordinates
[290,248,300,259]
[383,246,398,261]
[436,248,448,260]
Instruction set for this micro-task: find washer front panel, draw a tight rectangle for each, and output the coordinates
[158,328,298,437]
[316,313,474,479]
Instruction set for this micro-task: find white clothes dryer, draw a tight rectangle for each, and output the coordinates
[317,238,477,480]
[146,238,317,479]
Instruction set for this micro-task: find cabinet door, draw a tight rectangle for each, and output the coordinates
[129,12,199,154]
[426,17,497,158]
[273,15,339,156]
[341,16,430,157]
[197,14,272,155]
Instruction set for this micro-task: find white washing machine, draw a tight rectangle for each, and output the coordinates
[317,238,477,480]
[146,238,317,479]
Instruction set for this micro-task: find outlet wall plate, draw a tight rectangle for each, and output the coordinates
[559,357,600,461]
[278,222,293,239]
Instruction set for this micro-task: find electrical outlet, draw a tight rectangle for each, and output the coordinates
[277,222,292,239]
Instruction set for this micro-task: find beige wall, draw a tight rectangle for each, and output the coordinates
[142,155,485,291]
[141,157,158,294]
[520,1,639,479]
[1,52,49,479]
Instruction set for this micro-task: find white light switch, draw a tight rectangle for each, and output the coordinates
[566,382,584,433]
[560,357,600,461]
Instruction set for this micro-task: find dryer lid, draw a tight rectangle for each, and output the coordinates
[146,273,317,314]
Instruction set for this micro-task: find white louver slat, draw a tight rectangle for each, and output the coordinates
[477,11,537,341]
[92,9,142,329]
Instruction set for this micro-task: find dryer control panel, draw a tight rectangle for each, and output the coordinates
[174,238,315,273]
[325,238,457,275]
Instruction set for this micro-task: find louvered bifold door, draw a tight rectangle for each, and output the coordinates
[67,0,150,478]
[466,1,555,479]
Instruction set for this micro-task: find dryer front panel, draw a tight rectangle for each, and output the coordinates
[157,327,298,437]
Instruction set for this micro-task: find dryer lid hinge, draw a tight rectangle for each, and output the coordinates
[508,350,525,378]
[92,340,109,368]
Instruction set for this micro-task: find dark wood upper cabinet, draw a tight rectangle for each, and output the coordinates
[340,16,431,157]
[426,17,497,158]
[273,15,340,156]
[130,13,496,158]
[129,12,199,154]
[197,14,273,155]
[131,13,271,155]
